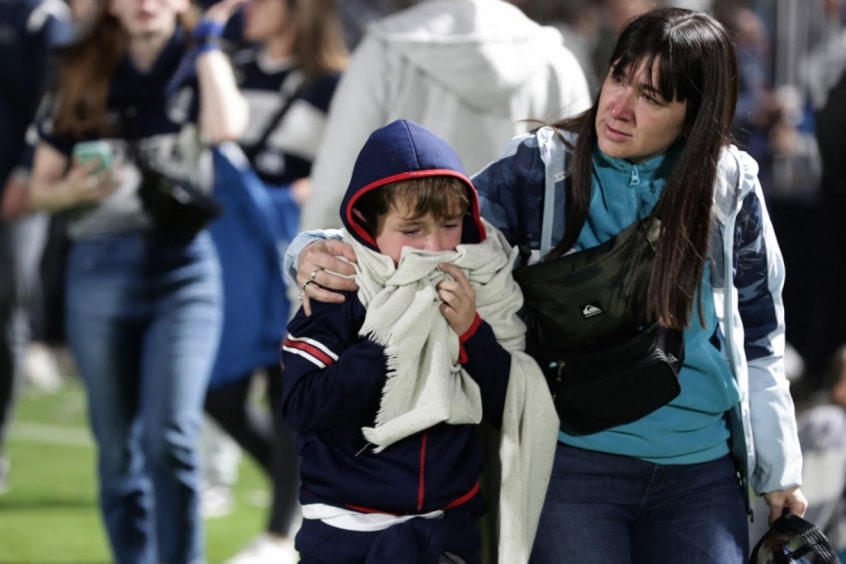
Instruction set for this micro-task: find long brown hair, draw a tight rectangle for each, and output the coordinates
[51,4,199,138]
[548,8,738,329]
[288,0,348,80]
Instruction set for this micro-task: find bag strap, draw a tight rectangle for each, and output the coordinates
[244,69,306,162]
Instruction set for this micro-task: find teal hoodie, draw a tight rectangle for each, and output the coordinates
[562,147,740,464]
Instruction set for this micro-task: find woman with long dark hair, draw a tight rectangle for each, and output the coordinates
[28,0,247,561]
[290,7,807,562]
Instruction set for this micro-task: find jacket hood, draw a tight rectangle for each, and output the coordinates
[367,0,566,112]
[340,119,486,251]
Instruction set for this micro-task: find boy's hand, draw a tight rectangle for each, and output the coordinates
[436,263,476,336]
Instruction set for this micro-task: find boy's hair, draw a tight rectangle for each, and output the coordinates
[354,176,470,237]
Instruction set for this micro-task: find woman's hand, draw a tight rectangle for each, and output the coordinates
[297,240,358,316]
[436,263,477,336]
[763,486,808,523]
[69,159,119,206]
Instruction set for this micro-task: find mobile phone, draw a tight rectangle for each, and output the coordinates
[72,141,113,173]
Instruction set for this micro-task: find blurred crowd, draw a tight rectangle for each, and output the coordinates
[2,0,846,562]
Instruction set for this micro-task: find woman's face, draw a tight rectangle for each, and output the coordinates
[595,59,688,163]
[243,0,290,43]
[108,0,187,38]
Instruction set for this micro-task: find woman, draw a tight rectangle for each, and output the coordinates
[203,0,347,562]
[28,0,247,562]
[289,7,807,563]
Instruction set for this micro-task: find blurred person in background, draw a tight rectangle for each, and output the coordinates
[794,343,846,560]
[26,0,248,562]
[335,0,413,50]
[296,0,592,242]
[0,0,72,493]
[203,0,348,562]
[797,2,846,391]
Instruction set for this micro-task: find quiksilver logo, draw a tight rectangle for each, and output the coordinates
[581,304,603,318]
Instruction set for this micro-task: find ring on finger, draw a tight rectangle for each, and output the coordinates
[298,292,304,301]
[309,268,322,282]
[302,280,317,293]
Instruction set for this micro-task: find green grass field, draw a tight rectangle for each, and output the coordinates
[0,377,271,564]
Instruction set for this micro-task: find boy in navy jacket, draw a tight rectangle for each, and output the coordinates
[281,119,556,563]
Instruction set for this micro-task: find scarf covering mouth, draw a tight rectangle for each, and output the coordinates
[345,218,560,563]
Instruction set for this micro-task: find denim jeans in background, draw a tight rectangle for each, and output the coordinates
[530,443,749,564]
[65,231,221,564]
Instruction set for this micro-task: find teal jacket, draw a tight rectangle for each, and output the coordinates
[473,126,802,501]
[284,126,803,501]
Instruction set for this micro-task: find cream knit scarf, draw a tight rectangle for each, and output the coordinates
[344,220,559,563]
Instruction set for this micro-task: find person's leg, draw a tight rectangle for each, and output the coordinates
[65,235,152,563]
[15,213,62,392]
[139,233,222,564]
[209,368,300,563]
[204,376,271,470]
[0,220,23,491]
[529,443,639,564]
[265,364,301,537]
[198,414,240,518]
[633,454,748,564]
[530,443,747,564]
[296,519,372,564]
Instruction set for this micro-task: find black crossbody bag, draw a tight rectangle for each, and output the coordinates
[123,111,222,240]
[514,214,684,435]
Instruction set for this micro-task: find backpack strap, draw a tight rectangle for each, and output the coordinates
[244,69,306,162]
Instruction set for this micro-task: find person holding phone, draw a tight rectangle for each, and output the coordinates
[27,0,248,562]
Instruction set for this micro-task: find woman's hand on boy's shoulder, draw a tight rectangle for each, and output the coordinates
[297,240,359,316]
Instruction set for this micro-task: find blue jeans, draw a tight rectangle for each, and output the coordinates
[65,232,221,564]
[530,443,749,564]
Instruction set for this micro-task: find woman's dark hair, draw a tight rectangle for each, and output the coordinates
[550,7,739,329]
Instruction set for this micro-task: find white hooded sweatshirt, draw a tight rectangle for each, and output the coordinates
[300,0,592,232]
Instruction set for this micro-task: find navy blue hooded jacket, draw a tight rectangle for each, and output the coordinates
[281,119,511,516]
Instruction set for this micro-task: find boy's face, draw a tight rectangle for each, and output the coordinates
[374,200,464,265]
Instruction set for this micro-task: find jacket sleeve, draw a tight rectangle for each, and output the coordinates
[472,131,555,253]
[733,164,803,493]
[281,295,387,432]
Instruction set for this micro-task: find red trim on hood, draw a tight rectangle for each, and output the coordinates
[345,169,486,247]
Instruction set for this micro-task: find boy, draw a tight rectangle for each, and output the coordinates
[281,119,557,563]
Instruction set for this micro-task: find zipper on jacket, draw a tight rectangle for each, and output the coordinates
[629,165,640,186]
[417,431,428,511]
